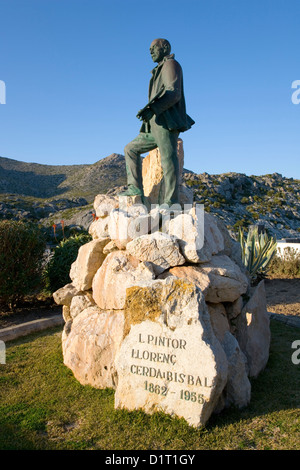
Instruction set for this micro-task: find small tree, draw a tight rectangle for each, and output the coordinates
[0,220,46,309]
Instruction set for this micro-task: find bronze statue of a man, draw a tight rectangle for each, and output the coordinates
[120,38,195,206]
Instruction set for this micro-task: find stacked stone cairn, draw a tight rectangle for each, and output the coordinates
[53,142,271,428]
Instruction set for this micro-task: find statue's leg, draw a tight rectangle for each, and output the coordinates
[123,133,157,195]
[152,126,180,205]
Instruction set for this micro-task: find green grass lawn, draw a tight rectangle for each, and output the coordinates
[0,320,299,450]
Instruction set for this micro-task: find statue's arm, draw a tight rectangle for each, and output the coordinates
[150,60,182,116]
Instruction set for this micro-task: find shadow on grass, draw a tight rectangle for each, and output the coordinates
[0,423,42,450]
[205,319,300,428]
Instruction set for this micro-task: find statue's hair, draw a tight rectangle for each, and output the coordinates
[155,38,171,54]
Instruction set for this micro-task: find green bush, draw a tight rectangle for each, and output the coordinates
[43,233,92,293]
[0,220,46,308]
[233,218,249,230]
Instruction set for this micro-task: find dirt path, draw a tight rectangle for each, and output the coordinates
[0,305,62,329]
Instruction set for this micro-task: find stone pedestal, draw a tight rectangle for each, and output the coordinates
[54,191,271,428]
[142,139,193,205]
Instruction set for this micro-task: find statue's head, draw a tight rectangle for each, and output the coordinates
[150,38,171,63]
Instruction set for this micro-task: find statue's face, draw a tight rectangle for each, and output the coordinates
[150,40,167,63]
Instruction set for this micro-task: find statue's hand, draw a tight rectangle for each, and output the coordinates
[136,107,154,122]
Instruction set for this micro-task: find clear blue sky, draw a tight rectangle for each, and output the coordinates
[1,0,299,178]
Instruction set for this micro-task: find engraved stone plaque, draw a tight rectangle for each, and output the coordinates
[115,314,228,427]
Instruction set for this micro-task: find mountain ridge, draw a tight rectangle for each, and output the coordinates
[0,153,126,199]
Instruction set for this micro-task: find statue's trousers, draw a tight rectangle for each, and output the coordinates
[124,119,179,205]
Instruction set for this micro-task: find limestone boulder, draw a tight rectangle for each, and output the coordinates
[124,277,206,334]
[62,305,71,322]
[196,255,249,303]
[142,139,184,205]
[221,332,251,409]
[158,265,210,297]
[164,255,249,304]
[70,238,109,291]
[235,281,271,378]
[108,209,152,249]
[168,210,224,264]
[62,307,125,389]
[94,195,119,217]
[108,209,133,249]
[205,303,251,410]
[207,303,230,343]
[225,296,244,321]
[93,194,145,218]
[103,239,119,254]
[53,283,81,306]
[70,292,95,319]
[168,212,205,263]
[126,202,148,218]
[92,251,155,310]
[126,232,186,275]
[149,205,181,234]
[118,195,144,211]
[202,212,225,257]
[142,147,164,204]
[115,277,228,428]
[127,214,152,241]
[89,217,110,239]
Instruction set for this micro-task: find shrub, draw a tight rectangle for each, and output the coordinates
[0,220,46,308]
[43,233,92,293]
[233,218,250,230]
[268,248,300,278]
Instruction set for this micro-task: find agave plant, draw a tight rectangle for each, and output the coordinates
[238,226,277,281]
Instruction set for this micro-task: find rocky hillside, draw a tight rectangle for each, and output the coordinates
[0,153,127,229]
[182,171,300,239]
[0,154,299,240]
[0,154,126,199]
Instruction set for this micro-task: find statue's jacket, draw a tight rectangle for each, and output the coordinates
[140,53,195,134]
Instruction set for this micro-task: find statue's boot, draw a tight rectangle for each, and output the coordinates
[118,185,143,197]
[118,185,146,205]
